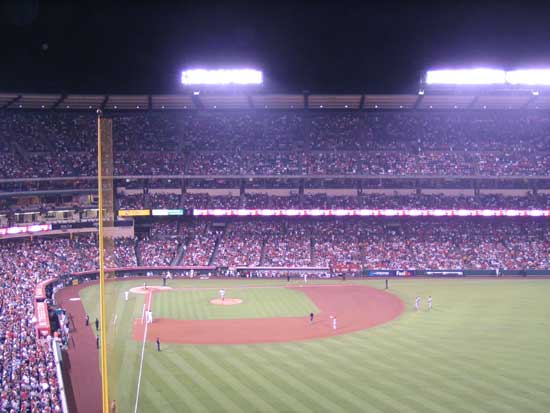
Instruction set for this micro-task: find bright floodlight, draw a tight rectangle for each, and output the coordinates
[426,69,506,85]
[506,69,550,85]
[181,69,263,85]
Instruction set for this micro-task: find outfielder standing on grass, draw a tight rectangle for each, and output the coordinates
[415,296,421,311]
[427,295,433,310]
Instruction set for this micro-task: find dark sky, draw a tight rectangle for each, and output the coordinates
[1,0,550,94]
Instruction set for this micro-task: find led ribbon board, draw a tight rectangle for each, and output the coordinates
[192,209,550,217]
[0,224,52,236]
[152,209,184,216]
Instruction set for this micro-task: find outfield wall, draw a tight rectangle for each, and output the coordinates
[60,267,550,286]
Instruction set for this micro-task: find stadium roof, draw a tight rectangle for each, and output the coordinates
[0,91,548,110]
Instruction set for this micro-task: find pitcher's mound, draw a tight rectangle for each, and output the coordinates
[210,298,243,306]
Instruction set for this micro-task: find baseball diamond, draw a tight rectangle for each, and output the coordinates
[53,277,550,413]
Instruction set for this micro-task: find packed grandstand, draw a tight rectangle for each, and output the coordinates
[1,101,550,411]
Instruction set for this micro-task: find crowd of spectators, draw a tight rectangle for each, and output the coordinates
[117,193,144,210]
[138,238,180,266]
[205,218,550,270]
[138,193,550,210]
[150,222,179,238]
[179,223,223,266]
[105,239,138,268]
[0,215,548,411]
[148,193,181,209]
[0,238,90,413]
[215,222,277,267]
[1,110,549,178]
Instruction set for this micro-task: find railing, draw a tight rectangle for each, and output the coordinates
[52,340,70,413]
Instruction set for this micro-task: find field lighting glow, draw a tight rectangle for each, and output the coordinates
[181,69,263,85]
[427,68,550,86]
[426,69,506,85]
[506,69,550,85]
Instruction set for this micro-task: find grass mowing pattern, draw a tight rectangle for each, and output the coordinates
[153,287,320,320]
[79,278,550,413]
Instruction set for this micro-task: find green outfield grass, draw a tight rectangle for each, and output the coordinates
[79,278,550,413]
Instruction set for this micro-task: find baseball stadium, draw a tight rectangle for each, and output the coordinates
[2,2,550,413]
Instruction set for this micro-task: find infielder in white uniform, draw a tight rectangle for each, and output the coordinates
[124,291,129,301]
[146,310,153,324]
[332,317,337,330]
[427,296,433,310]
[415,296,421,311]
[219,288,226,301]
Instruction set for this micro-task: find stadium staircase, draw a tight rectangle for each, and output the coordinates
[259,238,268,265]
[12,141,30,163]
[171,239,189,266]
[144,191,151,209]
[309,238,315,266]
[135,239,143,266]
[208,225,227,265]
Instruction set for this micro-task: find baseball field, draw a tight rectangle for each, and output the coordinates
[59,278,550,413]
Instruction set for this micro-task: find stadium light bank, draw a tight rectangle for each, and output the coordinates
[425,68,550,86]
[181,68,263,85]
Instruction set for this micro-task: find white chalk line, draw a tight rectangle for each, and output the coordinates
[134,291,152,413]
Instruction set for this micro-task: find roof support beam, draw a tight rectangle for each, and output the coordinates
[52,94,67,109]
[358,95,365,110]
[3,95,21,109]
[191,94,203,109]
[413,94,424,109]
[467,95,479,109]
[100,95,109,110]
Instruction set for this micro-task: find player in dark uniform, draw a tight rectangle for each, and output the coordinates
[310,312,314,323]
[156,337,161,352]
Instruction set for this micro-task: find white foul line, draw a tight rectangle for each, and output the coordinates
[134,292,151,413]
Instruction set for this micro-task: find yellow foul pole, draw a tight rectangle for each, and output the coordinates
[97,111,110,412]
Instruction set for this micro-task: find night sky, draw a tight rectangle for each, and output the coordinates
[1,0,550,94]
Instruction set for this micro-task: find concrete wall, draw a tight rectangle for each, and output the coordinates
[186,188,240,196]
